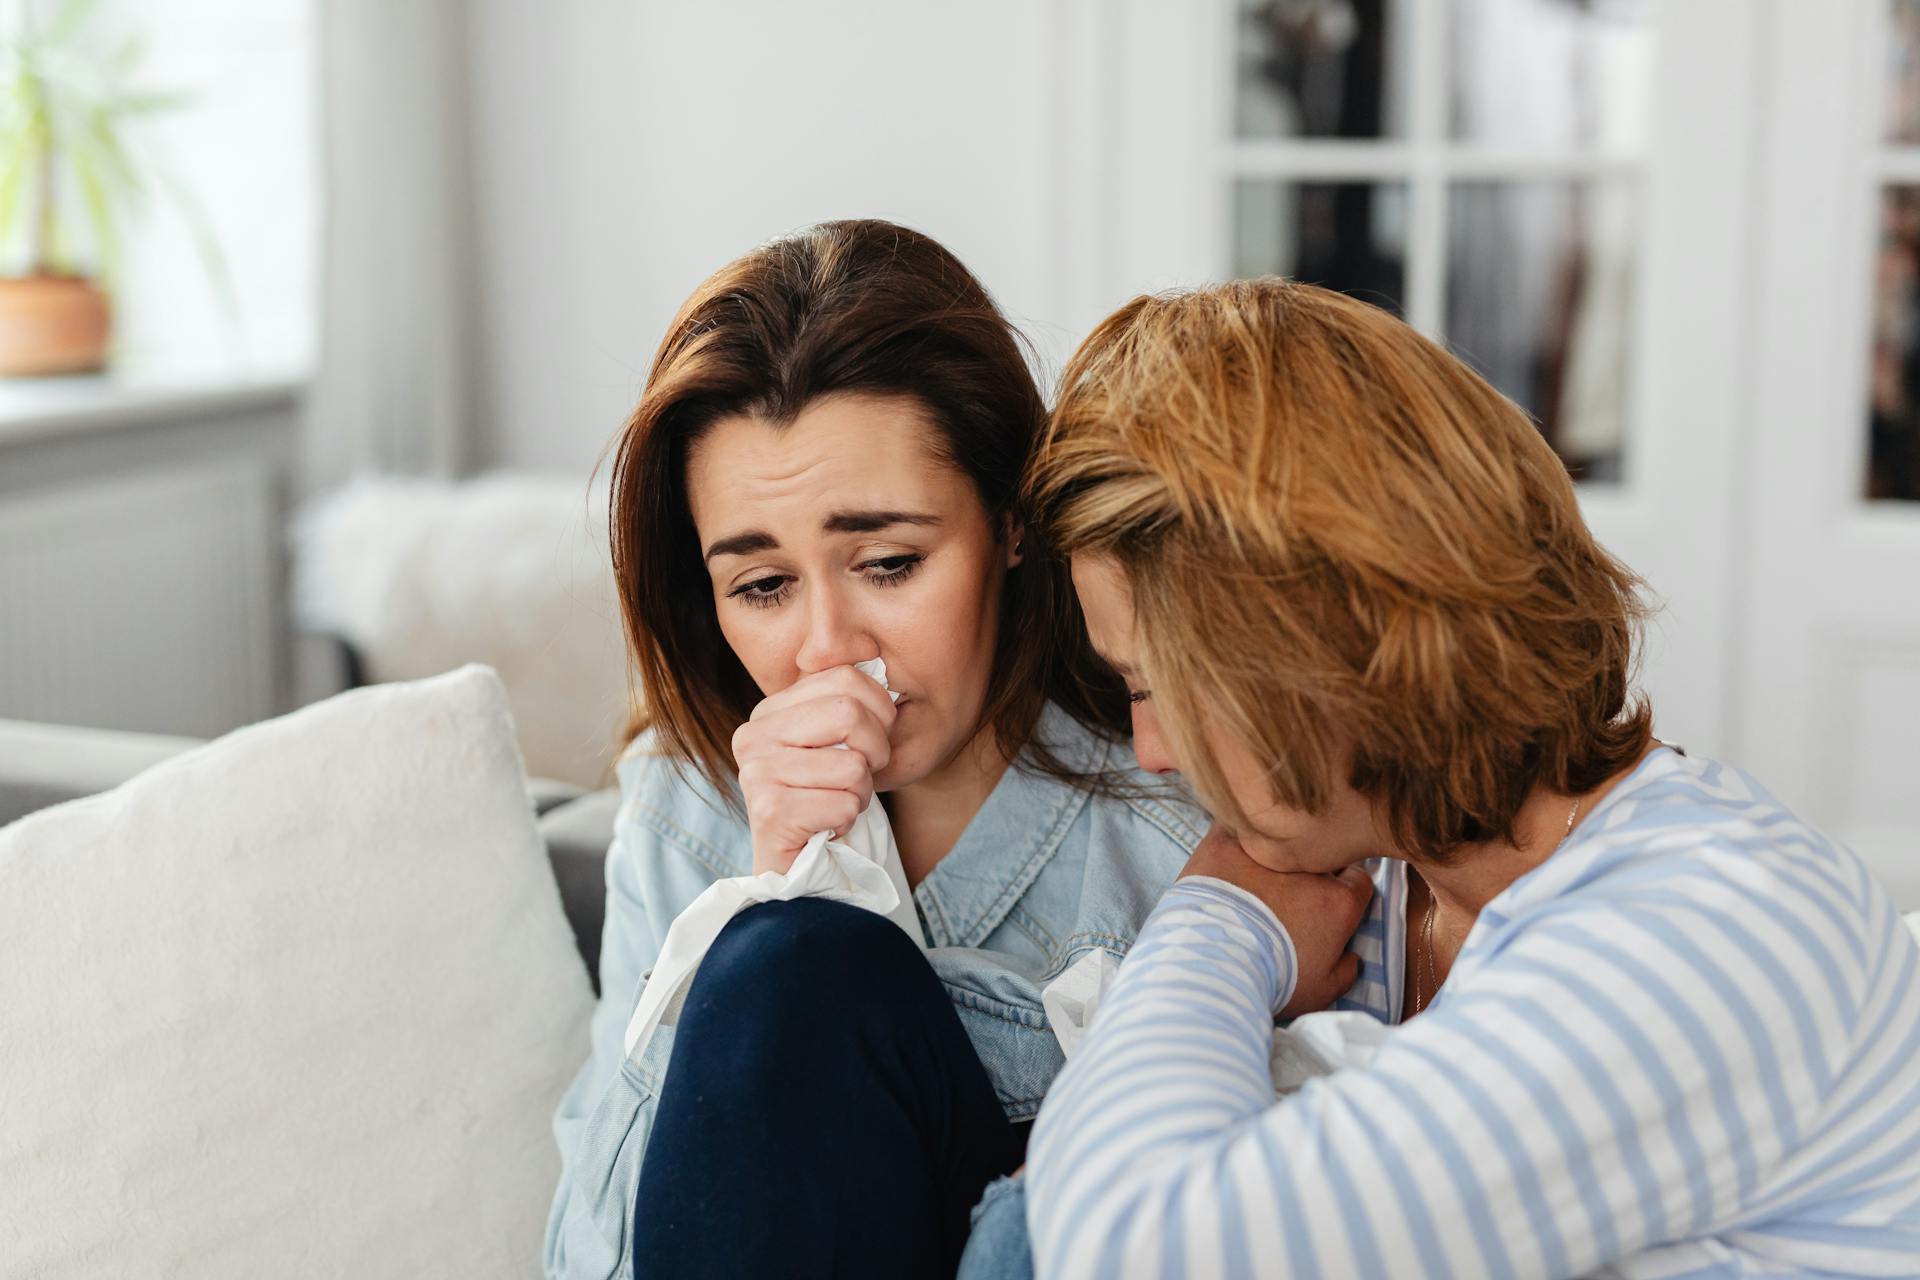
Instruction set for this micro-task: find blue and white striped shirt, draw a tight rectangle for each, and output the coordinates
[1025,747,1920,1278]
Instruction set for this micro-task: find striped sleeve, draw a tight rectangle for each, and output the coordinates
[1024,863,1867,1280]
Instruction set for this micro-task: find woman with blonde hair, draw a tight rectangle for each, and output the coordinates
[987,280,1920,1278]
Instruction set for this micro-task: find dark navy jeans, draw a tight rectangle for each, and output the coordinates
[630,898,1029,1279]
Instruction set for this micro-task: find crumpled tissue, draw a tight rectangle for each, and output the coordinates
[623,658,924,1060]
[1041,944,1394,1092]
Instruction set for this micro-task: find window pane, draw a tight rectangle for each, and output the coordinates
[1235,0,1407,140]
[1446,181,1637,482]
[1232,180,1409,316]
[1890,0,1920,144]
[1451,0,1655,150]
[1868,186,1920,500]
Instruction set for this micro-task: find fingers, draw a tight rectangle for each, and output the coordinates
[746,785,866,854]
[737,746,875,812]
[1282,949,1368,1021]
[1333,862,1374,897]
[1333,950,1363,995]
[748,665,898,730]
[1333,862,1375,926]
[735,694,893,776]
[736,668,895,877]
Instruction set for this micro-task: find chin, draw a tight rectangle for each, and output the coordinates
[872,750,929,793]
[1239,831,1326,874]
[1245,836,1367,876]
[1243,846,1309,874]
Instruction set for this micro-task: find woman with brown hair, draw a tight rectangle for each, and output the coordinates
[993,279,1920,1278]
[541,220,1201,1279]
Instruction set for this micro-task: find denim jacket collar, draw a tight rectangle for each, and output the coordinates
[911,703,1115,950]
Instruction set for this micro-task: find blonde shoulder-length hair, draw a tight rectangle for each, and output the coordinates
[1030,278,1654,857]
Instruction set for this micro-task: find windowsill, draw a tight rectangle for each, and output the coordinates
[0,366,308,448]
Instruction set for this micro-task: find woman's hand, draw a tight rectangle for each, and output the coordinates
[1179,824,1374,1019]
[732,665,898,876]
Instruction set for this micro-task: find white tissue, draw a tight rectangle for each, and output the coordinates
[1040,947,1393,1093]
[1040,949,1122,1058]
[1267,1009,1393,1090]
[621,658,925,1060]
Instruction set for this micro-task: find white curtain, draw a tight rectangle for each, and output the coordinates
[304,0,476,491]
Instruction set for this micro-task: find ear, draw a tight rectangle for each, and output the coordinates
[1006,519,1026,569]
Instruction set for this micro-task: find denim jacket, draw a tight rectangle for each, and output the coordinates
[543,703,1203,1279]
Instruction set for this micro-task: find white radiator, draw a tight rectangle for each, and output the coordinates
[0,461,280,738]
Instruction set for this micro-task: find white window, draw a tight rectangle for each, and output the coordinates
[1226,0,1653,483]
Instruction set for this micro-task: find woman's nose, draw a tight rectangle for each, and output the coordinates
[793,586,879,675]
[1131,704,1180,776]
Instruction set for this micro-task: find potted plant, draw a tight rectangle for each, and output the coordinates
[0,0,207,376]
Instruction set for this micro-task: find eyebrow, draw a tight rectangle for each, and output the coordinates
[703,531,779,562]
[822,509,943,534]
[702,510,943,562]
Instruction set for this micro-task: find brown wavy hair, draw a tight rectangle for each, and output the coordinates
[606,219,1129,800]
[1030,279,1654,857]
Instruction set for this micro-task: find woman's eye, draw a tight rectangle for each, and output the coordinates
[860,554,923,586]
[727,575,793,609]
[1128,689,1152,705]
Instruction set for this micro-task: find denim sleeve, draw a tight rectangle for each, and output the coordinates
[543,767,728,1279]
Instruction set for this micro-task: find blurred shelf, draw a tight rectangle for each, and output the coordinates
[0,367,307,448]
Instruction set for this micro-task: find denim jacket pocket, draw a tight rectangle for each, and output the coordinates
[945,987,1065,1121]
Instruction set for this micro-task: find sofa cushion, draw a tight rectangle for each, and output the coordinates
[538,787,622,993]
[0,665,593,1277]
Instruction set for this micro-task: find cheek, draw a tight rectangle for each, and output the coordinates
[1206,726,1280,817]
[887,553,1001,685]
[1237,776,1380,871]
[712,599,802,696]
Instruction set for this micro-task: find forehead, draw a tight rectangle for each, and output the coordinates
[685,393,971,533]
[1069,554,1136,666]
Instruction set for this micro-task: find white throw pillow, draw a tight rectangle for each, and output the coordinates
[0,665,594,1278]
[291,473,630,789]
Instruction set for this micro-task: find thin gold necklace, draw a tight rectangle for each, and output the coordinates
[1412,796,1581,1016]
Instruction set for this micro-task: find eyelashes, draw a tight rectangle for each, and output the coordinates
[1128,689,1152,705]
[726,554,925,611]
[728,575,793,609]
[863,554,923,588]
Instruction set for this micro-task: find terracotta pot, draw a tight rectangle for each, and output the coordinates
[0,274,112,376]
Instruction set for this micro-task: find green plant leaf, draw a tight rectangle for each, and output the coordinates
[45,0,106,47]
[0,152,25,262]
[3,0,224,304]
[85,106,143,202]
[71,137,119,286]
[106,34,147,79]
[111,89,191,117]
[157,167,242,343]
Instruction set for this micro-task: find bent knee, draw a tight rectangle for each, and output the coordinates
[694,898,926,1013]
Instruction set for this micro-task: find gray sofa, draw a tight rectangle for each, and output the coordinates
[0,717,618,994]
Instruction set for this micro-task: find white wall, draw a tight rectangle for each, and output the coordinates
[464,0,1206,472]
[108,0,316,378]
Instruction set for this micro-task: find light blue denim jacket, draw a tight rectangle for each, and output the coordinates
[543,703,1203,1279]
